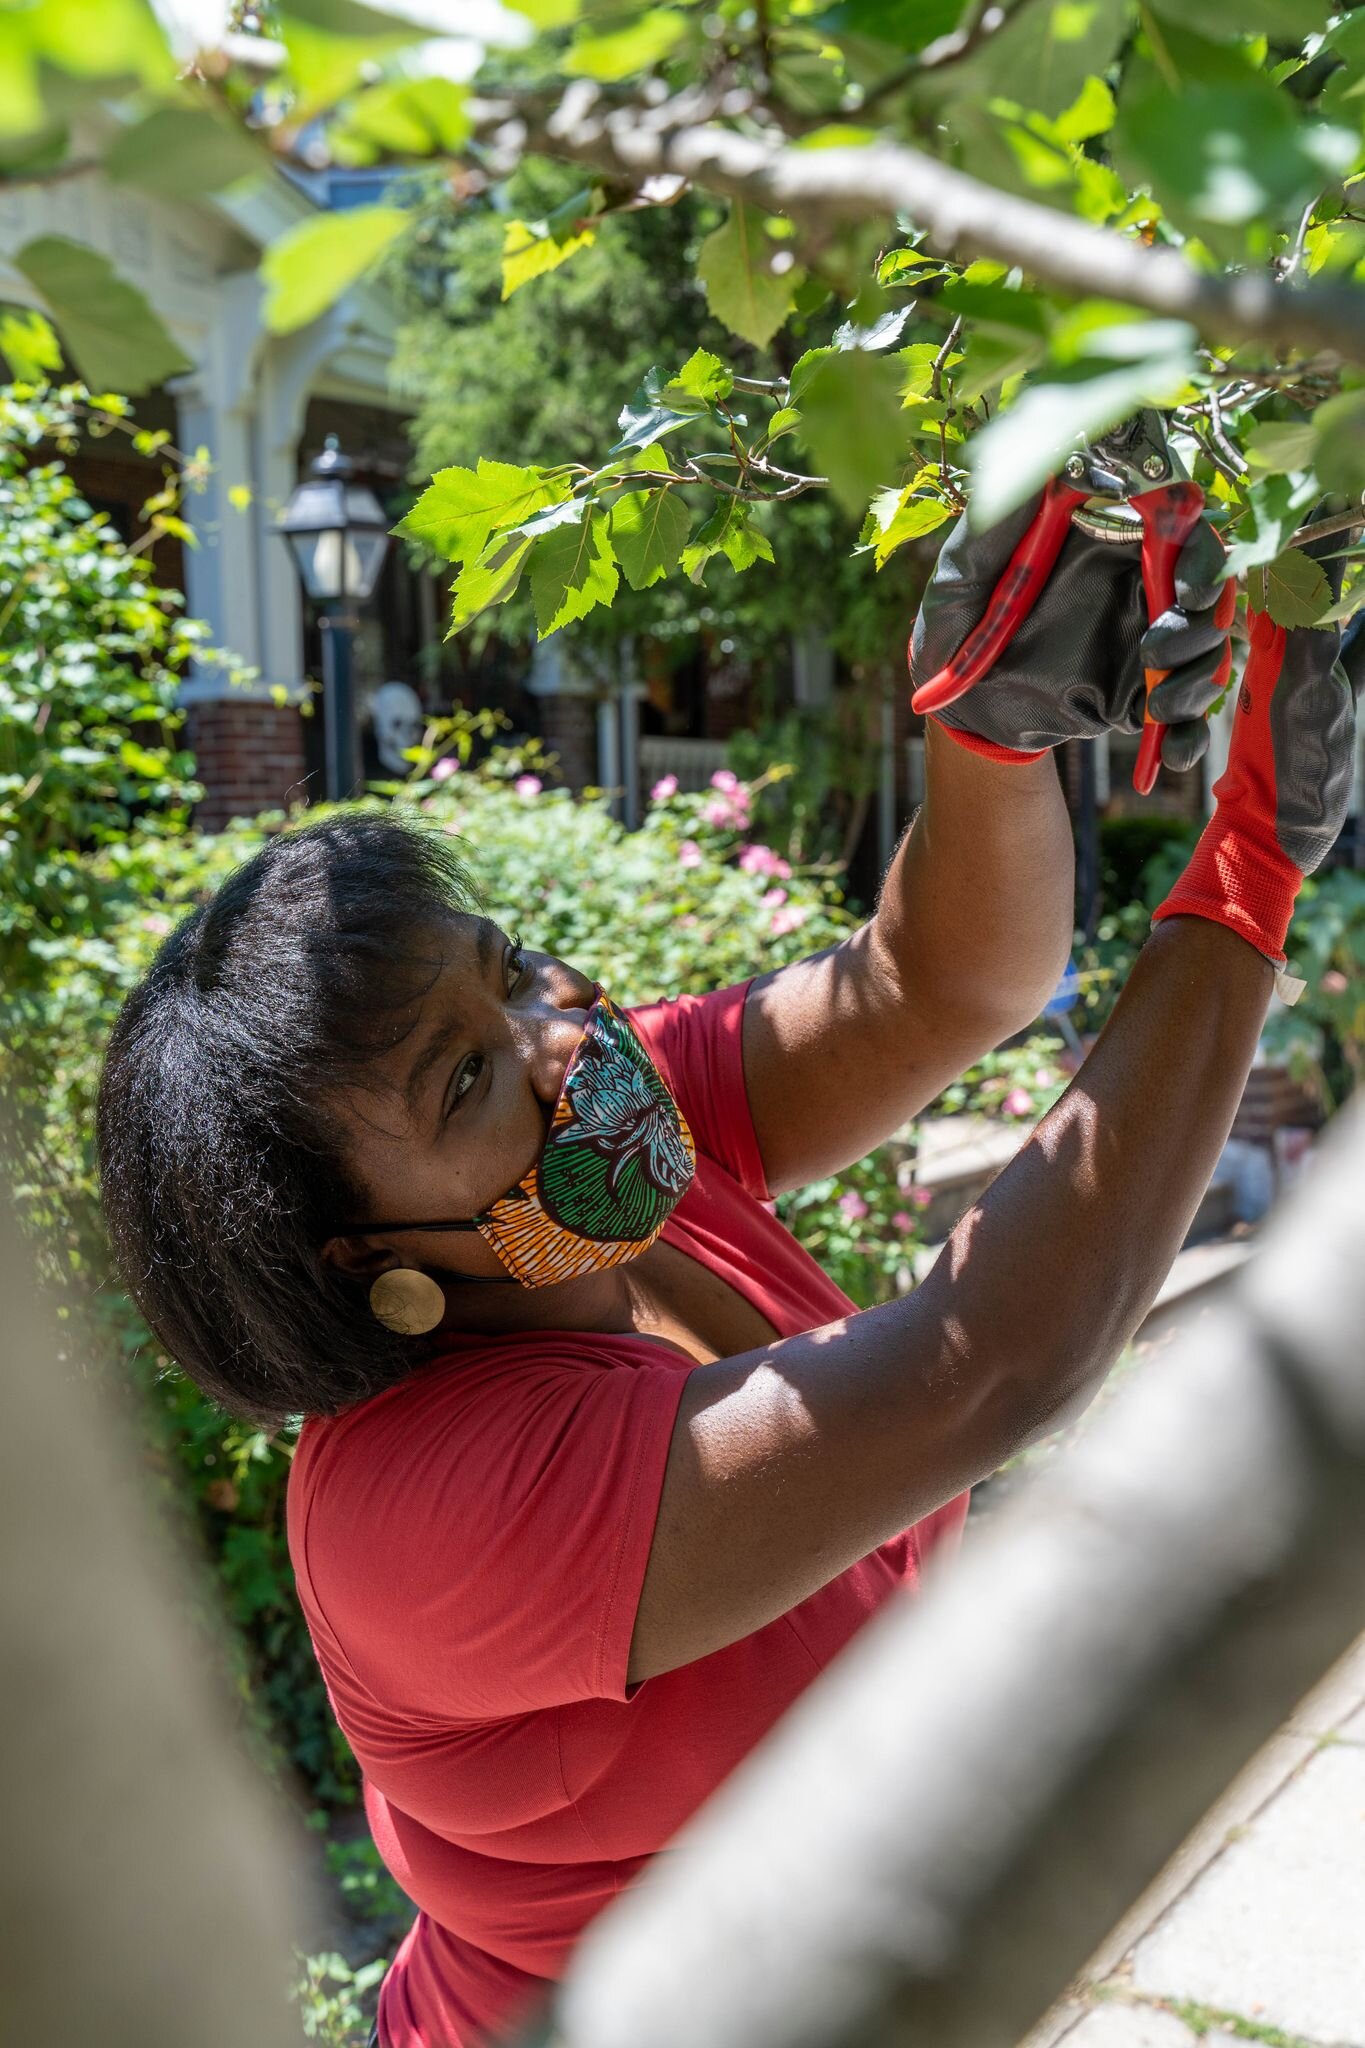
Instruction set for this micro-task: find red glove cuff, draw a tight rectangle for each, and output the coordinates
[930,717,1048,768]
[1152,809,1301,969]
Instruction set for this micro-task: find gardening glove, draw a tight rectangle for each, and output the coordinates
[1153,520,1363,974]
[909,490,1235,768]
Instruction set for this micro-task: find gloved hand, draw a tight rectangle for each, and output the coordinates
[909,491,1236,769]
[1153,523,1363,970]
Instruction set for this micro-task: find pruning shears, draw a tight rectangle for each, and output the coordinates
[912,409,1205,797]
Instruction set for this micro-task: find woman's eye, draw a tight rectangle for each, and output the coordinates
[449,1052,485,1110]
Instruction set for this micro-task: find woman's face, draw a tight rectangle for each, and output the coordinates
[322,913,597,1289]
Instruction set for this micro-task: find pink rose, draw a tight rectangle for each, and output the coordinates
[760,888,788,910]
[770,903,809,936]
[1002,1087,1033,1117]
[1323,969,1349,994]
[514,774,542,797]
[699,798,731,829]
[911,1186,932,1209]
[432,757,459,782]
[710,768,740,793]
[738,843,794,879]
[1033,1067,1052,1086]
[678,839,703,869]
[838,1191,869,1221]
[651,773,678,801]
[892,1210,916,1232]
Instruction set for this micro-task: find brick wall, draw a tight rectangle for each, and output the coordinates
[186,700,309,830]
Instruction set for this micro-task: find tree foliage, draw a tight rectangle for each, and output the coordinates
[4,1,1365,648]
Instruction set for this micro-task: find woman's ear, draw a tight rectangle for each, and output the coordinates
[319,1234,400,1282]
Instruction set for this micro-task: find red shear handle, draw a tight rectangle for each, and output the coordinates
[911,475,1089,716]
[1131,481,1206,797]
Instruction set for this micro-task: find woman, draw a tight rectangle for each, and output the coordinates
[96,501,1359,2048]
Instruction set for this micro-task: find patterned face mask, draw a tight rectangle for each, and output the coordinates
[363,990,695,1288]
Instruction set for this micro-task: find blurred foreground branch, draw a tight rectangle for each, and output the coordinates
[543,1101,1365,2048]
[474,86,1365,367]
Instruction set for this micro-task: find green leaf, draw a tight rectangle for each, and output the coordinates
[876,248,948,287]
[501,216,597,300]
[680,500,775,584]
[610,488,692,590]
[277,12,421,119]
[261,205,408,334]
[1244,421,1316,474]
[1054,75,1116,144]
[817,0,966,51]
[0,308,61,382]
[1114,81,1355,236]
[765,406,801,441]
[1147,0,1328,40]
[530,505,618,635]
[611,366,701,453]
[697,203,800,350]
[450,536,532,632]
[1311,391,1365,499]
[13,237,191,394]
[566,9,685,81]
[789,347,834,404]
[944,0,1130,120]
[504,0,580,22]
[330,76,471,160]
[899,341,960,405]
[666,348,734,405]
[865,481,954,568]
[104,103,266,197]
[1221,473,1307,582]
[1248,549,1332,630]
[953,329,1045,405]
[938,277,1050,334]
[832,305,912,353]
[796,349,906,515]
[966,347,1197,527]
[400,459,569,564]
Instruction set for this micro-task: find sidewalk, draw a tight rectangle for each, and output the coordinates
[1023,1634,1365,2048]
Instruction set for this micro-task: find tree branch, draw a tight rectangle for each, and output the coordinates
[474,87,1365,366]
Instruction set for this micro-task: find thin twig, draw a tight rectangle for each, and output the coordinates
[931,318,963,401]
[1205,386,1244,479]
[1287,504,1365,551]
[1276,195,1320,282]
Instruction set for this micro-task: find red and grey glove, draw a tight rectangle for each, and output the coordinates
[909,492,1235,768]
[1153,527,1363,970]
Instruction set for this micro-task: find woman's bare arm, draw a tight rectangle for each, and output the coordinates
[743,729,1075,1195]
[629,916,1269,1684]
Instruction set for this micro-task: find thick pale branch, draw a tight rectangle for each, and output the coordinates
[476,88,1365,366]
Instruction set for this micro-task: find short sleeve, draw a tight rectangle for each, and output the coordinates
[296,1344,689,1723]
[628,981,770,1202]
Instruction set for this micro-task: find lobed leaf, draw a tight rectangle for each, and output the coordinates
[680,500,774,584]
[400,459,570,564]
[501,216,597,300]
[262,205,408,334]
[610,488,692,591]
[1248,549,1332,630]
[697,203,801,350]
[13,237,191,394]
[529,505,619,634]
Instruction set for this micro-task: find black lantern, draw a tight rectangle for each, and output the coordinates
[276,436,391,800]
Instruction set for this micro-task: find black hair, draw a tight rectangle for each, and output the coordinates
[96,813,481,1428]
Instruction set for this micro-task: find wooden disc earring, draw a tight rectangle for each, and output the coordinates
[369,1268,446,1337]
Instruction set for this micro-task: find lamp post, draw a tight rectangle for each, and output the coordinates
[276,435,391,801]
